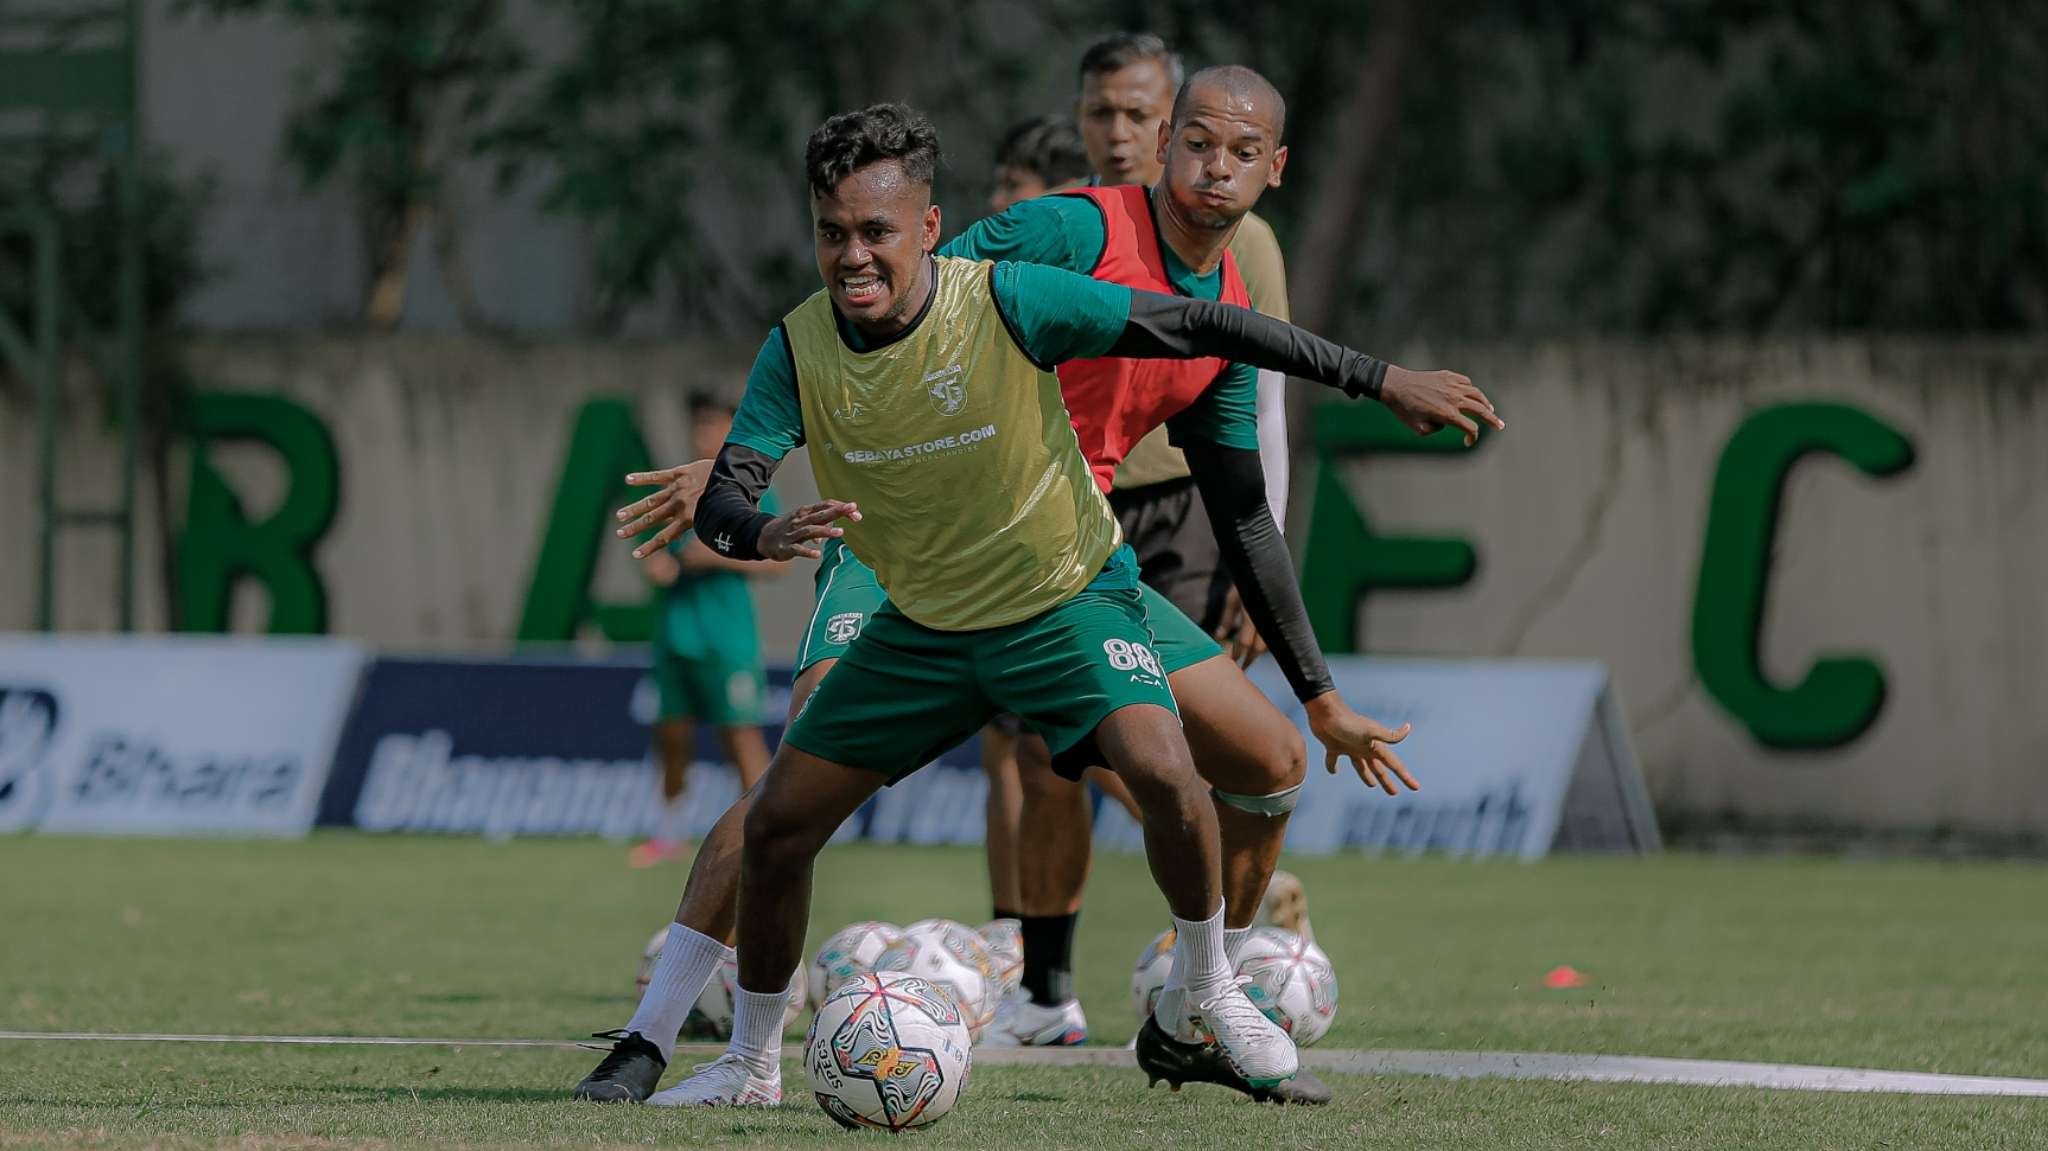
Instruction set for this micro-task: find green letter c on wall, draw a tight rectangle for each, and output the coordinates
[1692,402,1914,749]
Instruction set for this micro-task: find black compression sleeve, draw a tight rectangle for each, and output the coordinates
[1109,291,1388,401]
[693,443,782,561]
[1181,438,1335,701]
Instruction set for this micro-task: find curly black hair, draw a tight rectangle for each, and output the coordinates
[805,103,943,199]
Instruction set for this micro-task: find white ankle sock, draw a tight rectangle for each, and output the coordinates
[1172,904,1232,1001]
[625,923,729,1062]
[1225,925,1252,964]
[1153,905,1231,1038]
[728,983,790,1074]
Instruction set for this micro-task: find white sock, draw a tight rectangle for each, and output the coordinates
[1225,926,1252,964]
[1172,904,1232,1002]
[728,984,790,1074]
[1152,905,1231,1039]
[625,923,729,1062]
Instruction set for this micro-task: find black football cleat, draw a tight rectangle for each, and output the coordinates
[574,1029,666,1102]
[1133,1015,1331,1105]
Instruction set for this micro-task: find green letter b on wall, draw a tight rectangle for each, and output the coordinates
[1693,402,1914,749]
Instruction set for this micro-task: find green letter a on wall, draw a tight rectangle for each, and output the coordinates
[517,398,656,642]
[1692,402,1914,749]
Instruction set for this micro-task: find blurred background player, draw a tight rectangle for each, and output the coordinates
[983,109,1114,929]
[988,113,1091,214]
[629,392,782,869]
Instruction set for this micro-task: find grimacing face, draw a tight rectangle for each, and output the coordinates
[1158,83,1288,231]
[812,159,942,333]
[1077,58,1174,186]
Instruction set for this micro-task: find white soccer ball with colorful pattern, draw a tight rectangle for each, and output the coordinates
[977,919,1024,999]
[1234,926,1339,1046]
[805,971,973,1131]
[682,953,807,1040]
[1129,927,1176,1024]
[873,919,1000,1039]
[809,921,903,1008]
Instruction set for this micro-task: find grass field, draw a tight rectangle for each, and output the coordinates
[2,835,2045,1149]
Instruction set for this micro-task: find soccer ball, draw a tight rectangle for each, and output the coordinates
[1234,926,1339,1046]
[806,971,972,1131]
[874,919,999,1039]
[977,919,1023,998]
[683,954,807,1041]
[810,921,903,1008]
[636,924,670,994]
[1129,927,1176,1024]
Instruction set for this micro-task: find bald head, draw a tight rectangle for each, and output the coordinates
[1171,64,1286,142]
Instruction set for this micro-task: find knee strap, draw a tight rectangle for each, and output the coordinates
[1211,783,1302,816]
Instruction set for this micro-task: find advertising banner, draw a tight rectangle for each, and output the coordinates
[1093,657,1658,859]
[0,635,366,836]
[318,654,991,844]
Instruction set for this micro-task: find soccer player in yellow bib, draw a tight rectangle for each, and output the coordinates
[578,104,1498,1109]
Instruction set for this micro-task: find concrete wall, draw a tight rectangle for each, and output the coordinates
[1327,340,2048,835]
[3,337,2044,833]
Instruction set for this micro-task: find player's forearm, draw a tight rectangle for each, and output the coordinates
[1181,440,1335,701]
[1111,292,1389,402]
[679,537,776,574]
[694,444,782,562]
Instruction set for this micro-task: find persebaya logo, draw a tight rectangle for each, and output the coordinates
[826,612,864,645]
[925,364,966,416]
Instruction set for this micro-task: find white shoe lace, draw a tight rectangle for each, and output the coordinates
[683,1053,776,1100]
[1195,975,1276,1037]
[689,1053,750,1079]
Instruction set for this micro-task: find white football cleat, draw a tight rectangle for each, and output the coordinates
[979,989,1088,1047]
[1190,976,1298,1088]
[644,1053,781,1107]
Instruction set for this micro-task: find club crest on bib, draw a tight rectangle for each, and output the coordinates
[925,364,966,416]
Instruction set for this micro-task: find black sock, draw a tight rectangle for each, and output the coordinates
[992,906,1023,923]
[1019,912,1078,1005]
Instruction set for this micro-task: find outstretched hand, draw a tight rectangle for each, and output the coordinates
[756,499,861,561]
[1378,367,1505,447]
[1212,586,1269,668]
[1303,692,1417,797]
[616,460,713,558]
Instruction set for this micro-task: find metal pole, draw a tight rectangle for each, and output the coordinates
[34,214,60,632]
[116,0,143,632]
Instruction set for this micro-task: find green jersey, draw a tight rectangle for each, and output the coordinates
[659,489,779,662]
[729,257,1142,630]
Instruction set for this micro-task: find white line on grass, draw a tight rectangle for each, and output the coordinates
[3,1032,2045,1098]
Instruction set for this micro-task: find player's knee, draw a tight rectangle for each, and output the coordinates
[1211,781,1304,817]
[742,785,829,862]
[1267,725,1309,788]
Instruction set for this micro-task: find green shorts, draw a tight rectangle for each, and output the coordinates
[799,539,1220,676]
[796,539,889,674]
[781,556,1181,782]
[652,646,767,726]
